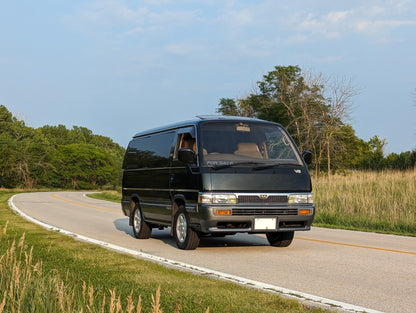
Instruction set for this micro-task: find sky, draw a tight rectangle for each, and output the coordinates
[1,0,415,154]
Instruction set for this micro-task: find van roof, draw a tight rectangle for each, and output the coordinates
[133,115,276,138]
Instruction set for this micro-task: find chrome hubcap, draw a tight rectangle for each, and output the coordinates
[176,213,187,243]
[134,208,141,233]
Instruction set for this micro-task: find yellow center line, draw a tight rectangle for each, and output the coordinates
[51,193,121,214]
[296,237,416,255]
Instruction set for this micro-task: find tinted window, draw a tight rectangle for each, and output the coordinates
[124,131,175,169]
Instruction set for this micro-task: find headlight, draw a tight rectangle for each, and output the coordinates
[199,193,237,204]
[288,193,313,204]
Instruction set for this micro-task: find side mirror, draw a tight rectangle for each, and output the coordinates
[302,151,312,165]
[178,148,197,164]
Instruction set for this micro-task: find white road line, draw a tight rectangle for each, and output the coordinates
[8,194,384,313]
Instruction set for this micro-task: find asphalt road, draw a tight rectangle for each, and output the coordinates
[10,192,416,313]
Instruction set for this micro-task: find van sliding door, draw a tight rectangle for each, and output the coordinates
[133,131,175,224]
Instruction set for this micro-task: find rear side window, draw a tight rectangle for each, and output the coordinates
[124,131,175,169]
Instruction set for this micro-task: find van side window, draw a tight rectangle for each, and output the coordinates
[124,131,175,169]
[180,133,196,151]
[173,128,196,159]
[174,133,196,158]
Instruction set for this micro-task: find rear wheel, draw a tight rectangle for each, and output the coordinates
[173,207,200,250]
[266,231,294,247]
[132,203,152,239]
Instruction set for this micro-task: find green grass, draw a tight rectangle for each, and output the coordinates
[0,190,325,313]
[88,190,121,203]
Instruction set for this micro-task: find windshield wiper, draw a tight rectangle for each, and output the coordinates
[252,162,303,171]
[211,161,266,170]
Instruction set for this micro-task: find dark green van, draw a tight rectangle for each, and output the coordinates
[121,116,314,250]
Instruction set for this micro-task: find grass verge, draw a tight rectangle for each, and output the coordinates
[0,190,324,313]
[88,190,121,203]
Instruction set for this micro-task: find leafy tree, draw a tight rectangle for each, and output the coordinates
[385,150,416,170]
[217,66,358,175]
[0,143,18,188]
[0,105,124,189]
[50,144,118,189]
[217,98,239,116]
[364,136,387,170]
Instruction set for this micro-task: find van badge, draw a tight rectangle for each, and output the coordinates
[259,194,268,200]
[294,169,302,174]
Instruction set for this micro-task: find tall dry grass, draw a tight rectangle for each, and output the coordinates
[0,222,196,313]
[313,170,416,234]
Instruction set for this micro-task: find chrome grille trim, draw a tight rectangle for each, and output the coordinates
[236,194,288,204]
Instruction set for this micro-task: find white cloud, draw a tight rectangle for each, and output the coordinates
[287,2,416,42]
[61,0,416,62]
[143,0,173,5]
[77,1,148,26]
[223,8,254,27]
[165,43,202,55]
[64,0,200,35]
[354,18,416,36]
[283,34,309,45]
[314,55,343,64]
[292,11,351,39]
[147,10,200,26]
[326,11,349,24]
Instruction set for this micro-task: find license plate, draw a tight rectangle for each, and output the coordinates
[254,218,277,230]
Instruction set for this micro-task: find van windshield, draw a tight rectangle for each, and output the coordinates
[199,121,302,168]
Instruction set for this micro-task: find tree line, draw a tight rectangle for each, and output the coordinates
[0,105,125,189]
[217,65,415,175]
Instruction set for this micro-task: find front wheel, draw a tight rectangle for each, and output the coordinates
[132,204,152,239]
[266,231,294,247]
[173,207,200,250]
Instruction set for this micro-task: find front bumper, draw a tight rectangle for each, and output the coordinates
[191,203,315,234]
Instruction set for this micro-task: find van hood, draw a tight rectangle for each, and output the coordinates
[204,167,312,192]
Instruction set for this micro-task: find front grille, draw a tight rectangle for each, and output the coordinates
[237,195,288,204]
[232,208,298,216]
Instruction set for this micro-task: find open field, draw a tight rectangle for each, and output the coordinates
[313,170,416,236]
[0,190,324,313]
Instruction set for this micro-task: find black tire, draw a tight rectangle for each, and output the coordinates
[173,207,200,250]
[266,231,294,247]
[132,203,152,239]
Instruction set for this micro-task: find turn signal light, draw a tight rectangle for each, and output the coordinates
[215,209,231,215]
[299,209,311,215]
